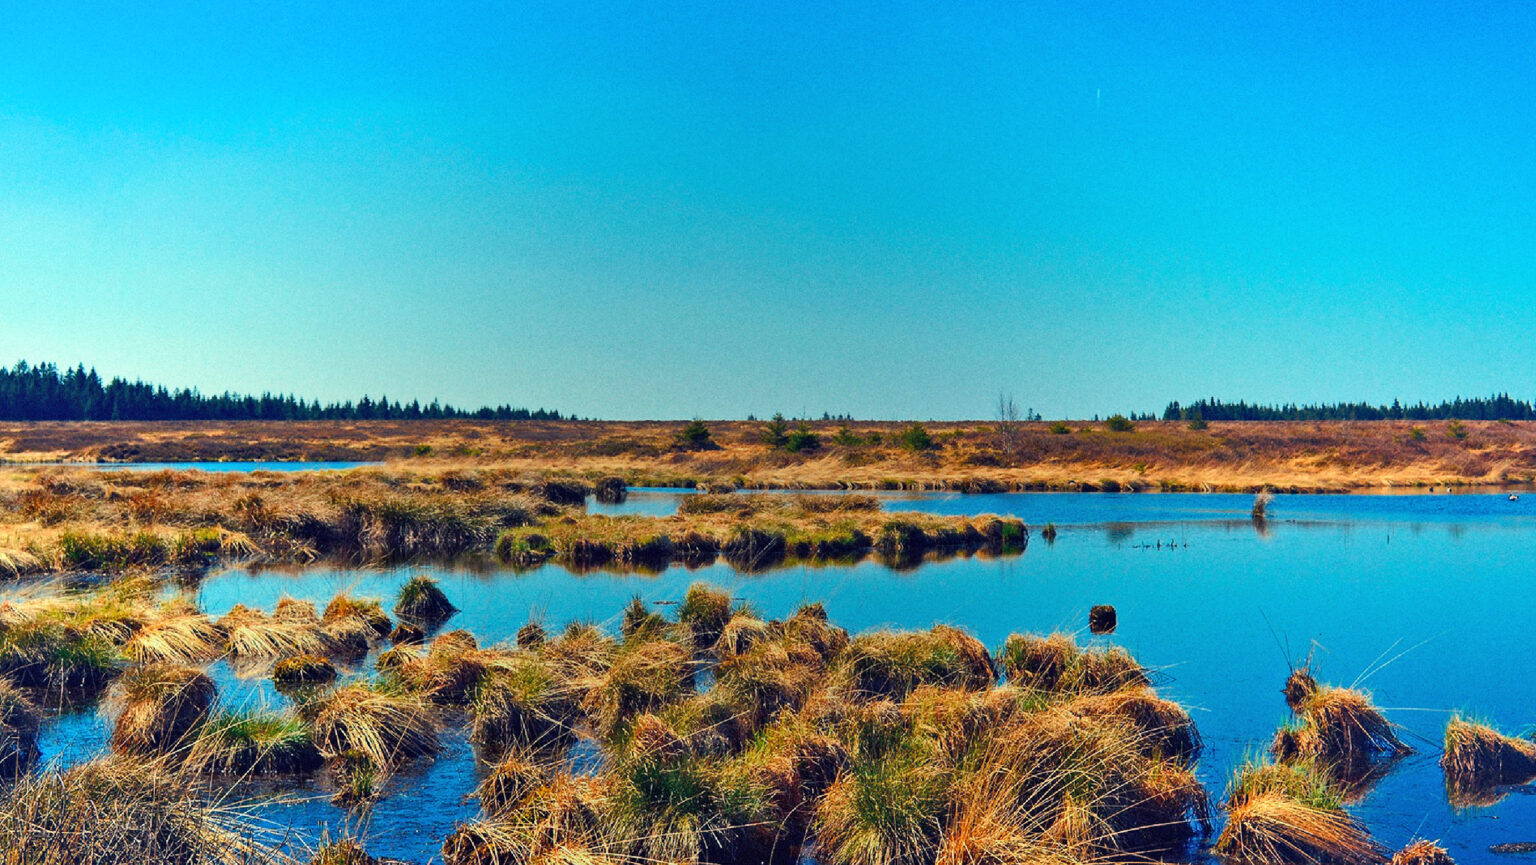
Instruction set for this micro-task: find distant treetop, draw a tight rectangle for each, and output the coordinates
[0,360,565,422]
[1164,395,1536,422]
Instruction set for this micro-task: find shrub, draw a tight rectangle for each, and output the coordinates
[1448,419,1468,440]
[760,414,789,448]
[897,424,934,451]
[1106,414,1136,432]
[785,422,821,453]
[1409,427,1426,441]
[1188,416,1209,430]
[676,419,715,450]
[832,425,864,446]
[1048,422,1071,435]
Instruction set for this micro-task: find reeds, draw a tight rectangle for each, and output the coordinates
[0,757,289,864]
[0,676,40,775]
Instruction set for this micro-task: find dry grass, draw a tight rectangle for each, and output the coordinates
[304,683,441,769]
[1272,673,1410,787]
[106,663,217,758]
[1215,760,1386,865]
[5,417,1535,492]
[1441,716,1536,807]
[0,756,293,864]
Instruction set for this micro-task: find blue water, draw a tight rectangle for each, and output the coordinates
[8,461,379,473]
[589,486,1536,525]
[31,491,1536,863]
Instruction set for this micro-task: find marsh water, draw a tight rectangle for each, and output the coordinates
[33,491,1536,862]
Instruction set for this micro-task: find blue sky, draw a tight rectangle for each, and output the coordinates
[2,1,1534,419]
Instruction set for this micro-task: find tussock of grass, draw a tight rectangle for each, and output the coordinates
[1441,715,1536,806]
[0,618,122,691]
[187,710,324,777]
[272,654,338,692]
[304,682,440,769]
[321,592,392,637]
[833,626,995,701]
[678,583,732,648]
[393,575,457,624]
[997,632,1149,695]
[1272,672,1410,784]
[471,655,580,754]
[106,663,217,758]
[1215,760,1385,865]
[583,640,696,740]
[224,613,333,660]
[1391,840,1456,865]
[125,612,223,664]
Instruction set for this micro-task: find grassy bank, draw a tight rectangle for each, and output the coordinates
[4,417,1534,492]
[0,468,1024,578]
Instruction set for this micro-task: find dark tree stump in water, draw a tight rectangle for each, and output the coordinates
[1089,605,1117,635]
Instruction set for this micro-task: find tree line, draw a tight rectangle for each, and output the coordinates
[0,361,565,422]
[1163,395,1536,422]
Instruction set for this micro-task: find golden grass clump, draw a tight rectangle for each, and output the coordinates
[471,655,580,754]
[833,626,995,701]
[222,607,333,660]
[582,639,696,740]
[305,682,441,768]
[389,630,510,705]
[186,710,324,777]
[124,612,223,664]
[473,748,555,817]
[1272,674,1410,776]
[322,592,393,637]
[1441,716,1536,806]
[273,597,320,624]
[515,621,545,649]
[1391,840,1455,865]
[996,632,1149,695]
[1214,759,1386,865]
[0,756,288,864]
[1064,687,1203,763]
[441,773,612,865]
[776,601,850,661]
[272,654,339,691]
[815,753,949,865]
[0,676,41,775]
[712,612,771,661]
[107,663,217,757]
[0,618,123,692]
[677,583,733,648]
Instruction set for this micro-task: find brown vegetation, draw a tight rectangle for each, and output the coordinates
[3,417,1534,492]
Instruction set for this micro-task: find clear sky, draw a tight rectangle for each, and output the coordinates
[2,1,1534,419]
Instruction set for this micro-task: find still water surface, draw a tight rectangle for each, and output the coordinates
[35,491,1536,862]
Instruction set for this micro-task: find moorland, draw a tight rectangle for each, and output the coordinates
[1,417,1533,492]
